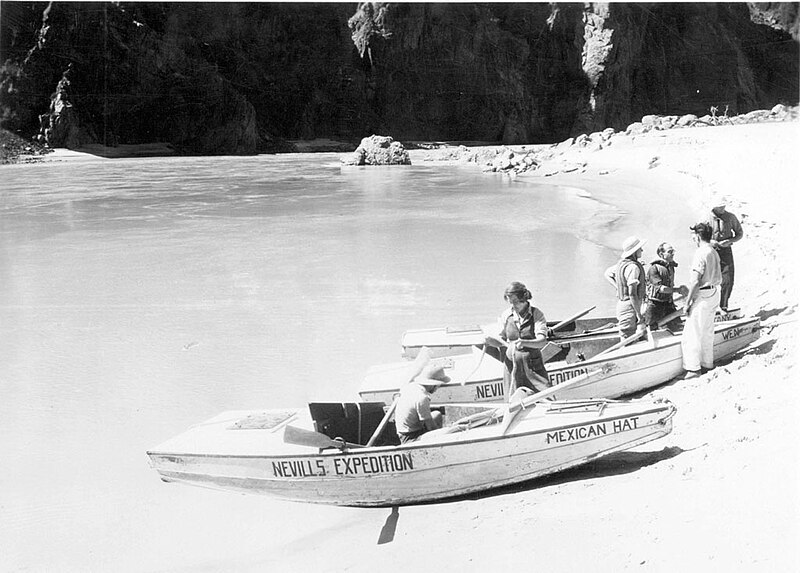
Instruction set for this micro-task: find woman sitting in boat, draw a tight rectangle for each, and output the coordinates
[394,364,449,443]
[485,281,552,395]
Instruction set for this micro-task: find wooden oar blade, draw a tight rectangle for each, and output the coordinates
[550,305,597,334]
[284,425,362,449]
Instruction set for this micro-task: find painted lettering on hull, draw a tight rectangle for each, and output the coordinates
[546,416,640,444]
[272,459,327,478]
[715,312,738,322]
[721,327,744,341]
[272,453,414,479]
[550,368,588,385]
[475,382,504,400]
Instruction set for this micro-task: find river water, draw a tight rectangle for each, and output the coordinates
[0,152,694,571]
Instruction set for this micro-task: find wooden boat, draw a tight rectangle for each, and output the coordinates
[362,315,760,405]
[401,307,743,358]
[147,395,676,507]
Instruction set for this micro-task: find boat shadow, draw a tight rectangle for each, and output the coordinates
[425,445,685,505]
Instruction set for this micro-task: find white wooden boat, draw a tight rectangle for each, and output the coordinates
[362,315,760,405]
[401,308,743,359]
[147,396,676,506]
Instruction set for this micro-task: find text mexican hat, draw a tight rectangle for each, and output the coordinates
[415,364,451,386]
[621,235,647,259]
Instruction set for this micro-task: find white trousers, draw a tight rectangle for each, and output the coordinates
[681,287,720,371]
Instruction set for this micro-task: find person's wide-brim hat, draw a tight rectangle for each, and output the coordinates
[415,364,451,386]
[621,235,647,259]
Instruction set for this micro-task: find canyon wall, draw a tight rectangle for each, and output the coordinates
[1,2,797,154]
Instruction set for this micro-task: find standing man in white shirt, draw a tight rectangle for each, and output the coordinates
[681,222,723,379]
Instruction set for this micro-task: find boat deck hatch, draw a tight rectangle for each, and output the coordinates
[228,410,297,430]
[445,325,482,334]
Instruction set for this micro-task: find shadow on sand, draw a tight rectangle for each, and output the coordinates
[375,445,685,543]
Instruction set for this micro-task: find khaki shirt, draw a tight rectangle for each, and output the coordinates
[395,383,434,434]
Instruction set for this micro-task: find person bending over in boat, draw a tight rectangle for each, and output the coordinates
[644,242,689,331]
[485,281,552,395]
[395,364,449,444]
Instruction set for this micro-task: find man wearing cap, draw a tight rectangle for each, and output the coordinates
[706,201,743,311]
[645,242,689,331]
[604,236,648,341]
[394,364,448,443]
[682,222,722,378]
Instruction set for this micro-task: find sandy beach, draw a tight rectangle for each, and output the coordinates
[22,118,800,572]
[275,119,798,572]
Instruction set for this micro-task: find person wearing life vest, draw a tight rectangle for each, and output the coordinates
[485,281,551,395]
[644,242,689,331]
[604,236,648,341]
[706,200,743,311]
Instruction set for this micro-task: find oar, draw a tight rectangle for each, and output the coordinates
[461,345,488,386]
[284,425,364,450]
[365,346,432,447]
[500,363,617,434]
[458,363,617,434]
[507,362,617,413]
[594,328,647,359]
[656,307,685,328]
[548,305,597,335]
[484,305,598,348]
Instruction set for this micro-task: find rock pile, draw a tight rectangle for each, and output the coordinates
[482,104,799,177]
[342,135,411,166]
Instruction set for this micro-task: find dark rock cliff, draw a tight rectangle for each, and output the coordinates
[1,2,797,154]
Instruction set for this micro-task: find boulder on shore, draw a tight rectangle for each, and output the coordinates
[342,135,411,166]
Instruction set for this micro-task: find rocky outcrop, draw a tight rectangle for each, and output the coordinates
[482,104,799,177]
[0,3,797,154]
[342,135,411,165]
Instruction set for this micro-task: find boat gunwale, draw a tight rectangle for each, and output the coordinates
[146,402,675,459]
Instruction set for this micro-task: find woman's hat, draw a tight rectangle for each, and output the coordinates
[415,364,451,386]
[621,235,647,259]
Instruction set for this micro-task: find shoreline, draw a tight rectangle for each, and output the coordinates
[261,119,799,571]
[3,118,798,570]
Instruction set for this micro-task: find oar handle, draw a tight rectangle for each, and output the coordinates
[549,305,597,334]
[366,347,432,446]
[365,398,398,447]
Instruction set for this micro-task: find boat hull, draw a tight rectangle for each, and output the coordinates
[401,309,744,359]
[362,316,760,405]
[147,399,675,506]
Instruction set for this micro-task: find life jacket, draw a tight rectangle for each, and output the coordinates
[615,258,646,302]
[646,258,676,302]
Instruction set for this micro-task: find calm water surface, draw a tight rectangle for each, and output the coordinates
[0,153,692,571]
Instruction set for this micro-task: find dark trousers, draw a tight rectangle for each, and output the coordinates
[718,246,734,309]
[503,348,550,394]
[645,299,680,331]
